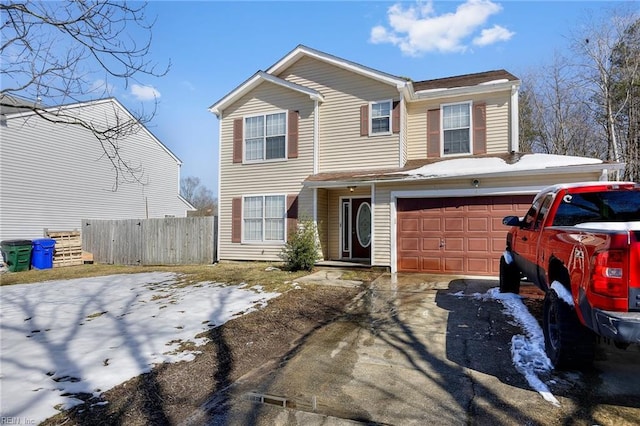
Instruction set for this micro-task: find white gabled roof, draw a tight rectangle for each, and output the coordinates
[208,71,324,117]
[208,45,412,118]
[267,45,410,89]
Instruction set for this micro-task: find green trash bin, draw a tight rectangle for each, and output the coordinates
[1,239,33,272]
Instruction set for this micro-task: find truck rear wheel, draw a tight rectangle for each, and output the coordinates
[499,255,520,294]
[543,289,596,370]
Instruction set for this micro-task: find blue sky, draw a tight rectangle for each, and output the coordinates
[112,0,631,197]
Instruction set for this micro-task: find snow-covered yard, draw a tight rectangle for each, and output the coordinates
[0,273,279,424]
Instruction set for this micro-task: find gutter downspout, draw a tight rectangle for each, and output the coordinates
[216,113,223,262]
[511,84,519,153]
[398,92,405,168]
[313,99,319,175]
[313,98,319,236]
[370,183,375,267]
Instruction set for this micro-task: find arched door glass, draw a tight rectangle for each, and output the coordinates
[356,202,371,248]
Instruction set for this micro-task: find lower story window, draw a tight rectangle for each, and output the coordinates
[243,195,285,242]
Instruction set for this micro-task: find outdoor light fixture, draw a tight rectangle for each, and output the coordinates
[472,179,480,188]
[348,186,356,192]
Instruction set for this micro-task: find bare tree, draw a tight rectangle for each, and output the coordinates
[181,176,217,216]
[568,5,640,178]
[517,82,538,153]
[519,56,602,157]
[1,0,169,188]
[610,19,640,181]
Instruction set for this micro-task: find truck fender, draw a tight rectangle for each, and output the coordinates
[549,256,593,330]
[547,256,570,293]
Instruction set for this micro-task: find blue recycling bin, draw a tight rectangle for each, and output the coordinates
[31,238,56,269]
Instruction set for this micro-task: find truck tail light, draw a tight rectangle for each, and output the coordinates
[591,250,627,298]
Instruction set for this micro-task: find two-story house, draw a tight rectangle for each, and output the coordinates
[209,45,623,275]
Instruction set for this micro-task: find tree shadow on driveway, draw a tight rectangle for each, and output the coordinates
[435,278,532,389]
[436,278,640,425]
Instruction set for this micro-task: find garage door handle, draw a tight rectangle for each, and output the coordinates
[440,238,445,248]
[521,236,528,242]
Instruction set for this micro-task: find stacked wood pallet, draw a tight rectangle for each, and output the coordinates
[46,230,83,267]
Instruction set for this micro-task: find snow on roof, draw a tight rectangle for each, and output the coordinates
[415,88,449,95]
[415,78,511,94]
[479,79,510,85]
[397,154,603,179]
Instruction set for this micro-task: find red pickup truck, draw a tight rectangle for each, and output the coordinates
[500,181,640,369]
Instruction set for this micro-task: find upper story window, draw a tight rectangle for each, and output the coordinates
[243,195,286,242]
[371,100,392,134]
[245,112,286,161]
[442,102,471,155]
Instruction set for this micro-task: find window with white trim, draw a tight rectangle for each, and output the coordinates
[442,102,471,155]
[245,112,286,161]
[243,195,286,242]
[371,100,391,134]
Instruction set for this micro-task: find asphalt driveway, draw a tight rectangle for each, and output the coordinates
[184,272,640,426]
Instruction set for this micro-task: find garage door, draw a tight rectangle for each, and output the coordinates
[397,195,533,275]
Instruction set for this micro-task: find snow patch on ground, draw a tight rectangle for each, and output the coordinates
[476,288,560,406]
[0,273,279,423]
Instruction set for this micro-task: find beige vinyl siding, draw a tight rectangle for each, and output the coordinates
[0,100,187,241]
[277,56,401,172]
[373,186,391,267]
[316,188,329,260]
[406,101,429,159]
[401,100,408,166]
[218,81,315,261]
[405,90,513,160]
[484,92,511,153]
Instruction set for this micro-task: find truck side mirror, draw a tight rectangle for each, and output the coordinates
[503,216,521,227]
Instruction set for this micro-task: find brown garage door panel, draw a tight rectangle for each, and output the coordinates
[423,257,443,271]
[468,217,490,232]
[400,217,419,231]
[444,217,464,231]
[400,237,419,251]
[468,258,491,274]
[422,237,441,250]
[444,258,464,273]
[468,237,489,252]
[400,257,419,271]
[397,195,533,275]
[444,236,463,250]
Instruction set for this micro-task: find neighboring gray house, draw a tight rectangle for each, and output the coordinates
[0,96,193,241]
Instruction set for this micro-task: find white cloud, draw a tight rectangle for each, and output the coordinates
[473,24,515,46]
[131,84,161,101]
[370,0,511,56]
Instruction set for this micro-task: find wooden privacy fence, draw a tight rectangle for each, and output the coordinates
[82,216,217,265]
